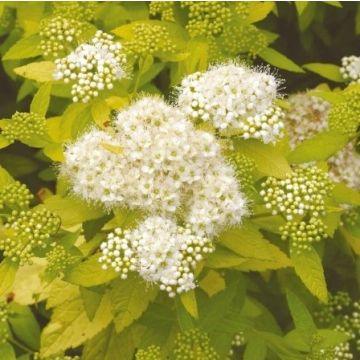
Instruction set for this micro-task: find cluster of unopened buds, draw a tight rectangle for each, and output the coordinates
[177,63,284,143]
[340,55,360,83]
[135,345,162,360]
[228,331,245,358]
[1,112,46,144]
[54,30,127,103]
[0,208,60,265]
[149,1,175,21]
[39,15,87,59]
[0,181,33,210]
[46,245,76,276]
[99,216,214,297]
[0,301,9,344]
[173,328,219,359]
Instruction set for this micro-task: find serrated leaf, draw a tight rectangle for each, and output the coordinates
[65,254,118,287]
[291,246,328,303]
[0,259,18,297]
[2,34,42,60]
[82,325,136,360]
[199,270,225,297]
[234,139,292,179]
[206,247,248,269]
[44,195,105,227]
[30,82,52,117]
[80,287,103,321]
[219,225,291,270]
[14,61,55,82]
[286,290,316,333]
[287,130,349,163]
[180,290,198,319]
[333,182,360,206]
[303,63,345,82]
[259,47,304,73]
[109,275,158,333]
[40,291,112,357]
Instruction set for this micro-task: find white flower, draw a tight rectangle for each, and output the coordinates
[340,55,360,83]
[54,30,126,103]
[328,141,360,190]
[285,93,330,149]
[99,216,214,297]
[62,96,248,237]
[176,62,284,143]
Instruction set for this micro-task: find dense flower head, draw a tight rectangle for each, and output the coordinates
[62,96,247,236]
[135,345,162,360]
[54,30,127,103]
[39,15,88,59]
[328,141,360,190]
[174,328,219,359]
[177,63,284,143]
[99,216,214,297]
[221,23,267,58]
[328,88,360,136]
[260,166,333,221]
[285,93,330,149]
[315,292,360,357]
[1,112,46,144]
[340,56,360,83]
[181,1,231,37]
[46,245,76,276]
[52,2,97,22]
[281,217,328,253]
[123,22,176,57]
[0,181,33,210]
[149,1,175,22]
[0,208,61,265]
[227,153,255,191]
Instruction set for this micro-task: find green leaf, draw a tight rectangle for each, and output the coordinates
[295,2,309,15]
[80,287,104,321]
[333,182,360,206]
[65,254,118,287]
[291,246,328,303]
[303,63,345,82]
[0,343,16,360]
[219,225,291,271]
[247,2,274,23]
[30,82,52,117]
[340,227,360,255]
[206,247,248,269]
[91,99,111,128]
[234,139,292,179]
[314,329,350,349]
[44,195,105,227]
[0,153,39,177]
[244,338,267,360]
[0,135,11,150]
[259,47,304,73]
[287,130,349,163]
[8,303,40,351]
[0,259,18,297]
[41,291,112,357]
[82,325,136,360]
[0,165,14,188]
[2,34,42,60]
[323,1,342,8]
[13,61,55,82]
[109,275,158,333]
[180,290,198,319]
[286,290,316,333]
[199,270,225,297]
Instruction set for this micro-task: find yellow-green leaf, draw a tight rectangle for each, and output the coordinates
[199,270,225,297]
[259,47,304,73]
[0,259,18,297]
[180,290,198,319]
[3,34,42,60]
[291,246,328,303]
[303,63,345,83]
[248,2,274,23]
[30,82,52,117]
[14,61,55,82]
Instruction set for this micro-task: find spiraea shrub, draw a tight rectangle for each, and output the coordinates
[0,1,360,359]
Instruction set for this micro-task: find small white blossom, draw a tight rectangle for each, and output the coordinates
[340,55,360,83]
[54,30,127,103]
[99,216,214,297]
[285,93,330,149]
[176,62,284,143]
[328,141,360,190]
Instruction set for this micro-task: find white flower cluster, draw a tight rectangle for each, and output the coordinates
[328,141,360,190]
[340,56,360,83]
[54,30,127,103]
[177,63,285,143]
[99,216,214,297]
[285,93,330,149]
[62,96,247,237]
